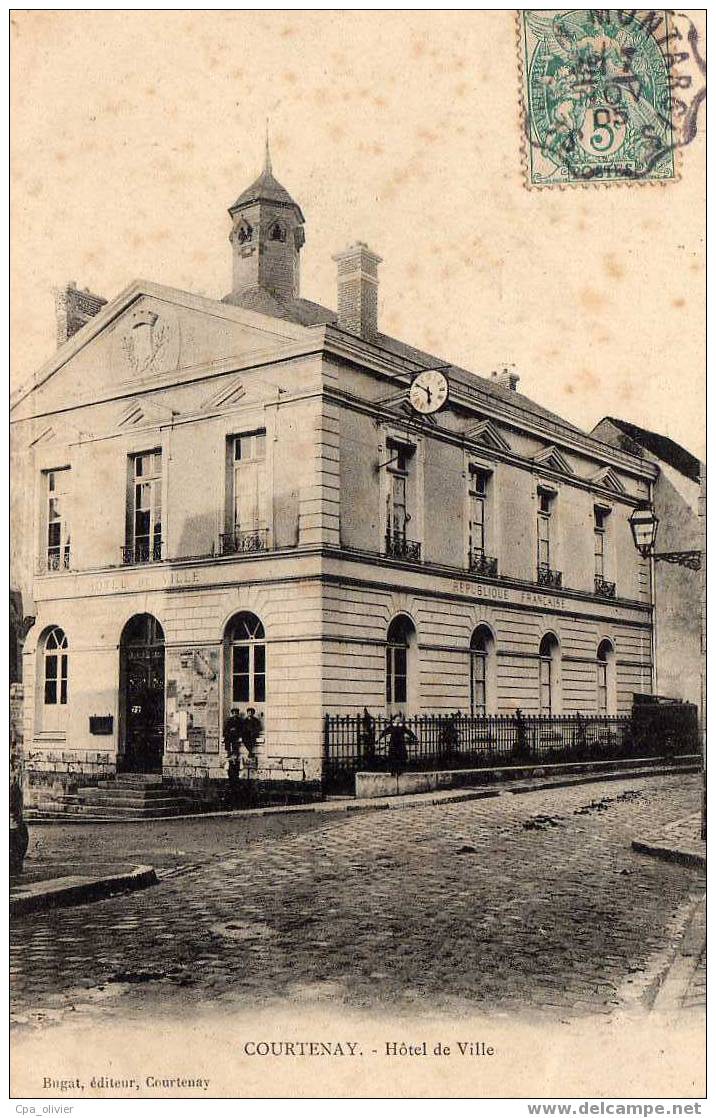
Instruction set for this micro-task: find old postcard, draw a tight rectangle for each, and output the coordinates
[9,9,705,1102]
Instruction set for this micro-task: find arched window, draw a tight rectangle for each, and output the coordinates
[596,638,615,714]
[226,612,266,706]
[269,221,287,243]
[538,633,560,716]
[470,625,495,716]
[44,626,68,706]
[237,220,252,244]
[386,615,415,709]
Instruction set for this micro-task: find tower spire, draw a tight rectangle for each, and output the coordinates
[264,120,272,174]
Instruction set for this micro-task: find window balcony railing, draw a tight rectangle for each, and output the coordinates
[594,576,617,599]
[469,551,498,577]
[122,539,163,565]
[385,531,422,562]
[39,547,71,574]
[219,528,269,555]
[537,564,563,589]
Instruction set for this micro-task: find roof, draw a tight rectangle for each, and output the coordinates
[223,287,593,443]
[594,417,701,483]
[229,167,304,219]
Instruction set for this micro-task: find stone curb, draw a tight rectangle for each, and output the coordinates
[10,865,158,917]
[647,896,706,1015]
[24,759,699,825]
[631,838,706,870]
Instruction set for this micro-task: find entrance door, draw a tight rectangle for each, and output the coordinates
[120,614,165,773]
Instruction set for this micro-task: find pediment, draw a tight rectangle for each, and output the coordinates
[200,375,247,412]
[29,425,56,448]
[30,421,90,446]
[117,399,179,429]
[466,419,511,452]
[13,279,312,421]
[375,391,439,427]
[591,465,625,494]
[532,444,574,475]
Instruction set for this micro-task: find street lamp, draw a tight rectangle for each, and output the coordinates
[628,501,701,569]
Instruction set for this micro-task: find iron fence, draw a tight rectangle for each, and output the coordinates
[322,709,690,793]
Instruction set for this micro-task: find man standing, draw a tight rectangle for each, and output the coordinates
[223,707,244,806]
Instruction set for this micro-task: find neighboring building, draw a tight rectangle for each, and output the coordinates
[592,417,702,706]
[10,152,658,806]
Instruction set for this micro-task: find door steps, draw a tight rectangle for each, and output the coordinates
[28,774,196,821]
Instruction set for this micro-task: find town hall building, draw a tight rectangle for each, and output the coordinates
[10,149,658,806]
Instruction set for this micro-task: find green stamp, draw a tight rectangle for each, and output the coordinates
[519,10,676,187]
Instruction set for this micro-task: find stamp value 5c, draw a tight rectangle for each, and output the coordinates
[519,9,681,187]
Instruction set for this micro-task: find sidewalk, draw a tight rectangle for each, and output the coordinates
[632,811,706,870]
[10,863,157,916]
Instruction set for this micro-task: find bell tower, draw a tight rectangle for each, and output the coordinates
[227,139,305,301]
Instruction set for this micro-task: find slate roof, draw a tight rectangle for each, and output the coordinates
[595,417,701,483]
[223,286,594,445]
[229,167,304,218]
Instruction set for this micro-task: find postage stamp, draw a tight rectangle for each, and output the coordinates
[518,9,692,187]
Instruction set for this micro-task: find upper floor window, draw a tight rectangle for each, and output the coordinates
[469,469,488,556]
[594,506,607,578]
[126,451,162,564]
[224,431,268,554]
[45,469,71,572]
[269,221,287,243]
[537,488,553,569]
[468,467,497,575]
[385,442,420,560]
[536,487,561,587]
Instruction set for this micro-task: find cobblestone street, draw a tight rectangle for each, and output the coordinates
[11,774,705,1032]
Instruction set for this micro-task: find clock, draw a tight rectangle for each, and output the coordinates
[408,369,449,415]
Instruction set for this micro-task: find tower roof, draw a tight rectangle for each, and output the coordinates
[229,144,304,220]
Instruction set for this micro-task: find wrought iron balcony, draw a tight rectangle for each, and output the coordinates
[537,564,562,589]
[122,539,163,565]
[594,576,617,599]
[219,528,269,555]
[385,531,422,562]
[469,551,498,577]
[39,547,71,574]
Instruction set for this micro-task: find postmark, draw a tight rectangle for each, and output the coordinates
[518,9,705,187]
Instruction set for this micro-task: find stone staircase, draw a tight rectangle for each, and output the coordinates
[28,774,194,821]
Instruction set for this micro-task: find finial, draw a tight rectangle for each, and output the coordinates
[264,120,272,174]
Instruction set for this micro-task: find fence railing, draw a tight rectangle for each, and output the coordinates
[220,528,269,555]
[322,709,695,793]
[122,539,163,565]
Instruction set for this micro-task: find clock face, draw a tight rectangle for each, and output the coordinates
[409,369,449,414]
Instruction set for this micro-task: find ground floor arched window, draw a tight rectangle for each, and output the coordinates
[226,612,266,706]
[538,632,560,716]
[386,614,415,710]
[596,638,616,714]
[38,625,69,734]
[470,625,495,716]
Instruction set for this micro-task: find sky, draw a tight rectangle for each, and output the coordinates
[10,10,705,457]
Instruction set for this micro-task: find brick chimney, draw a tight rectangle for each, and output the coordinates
[332,242,382,339]
[55,281,107,347]
[490,366,520,391]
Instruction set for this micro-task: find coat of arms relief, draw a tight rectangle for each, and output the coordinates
[114,302,180,378]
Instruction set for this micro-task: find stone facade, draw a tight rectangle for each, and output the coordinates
[11,160,659,807]
[592,417,702,705]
